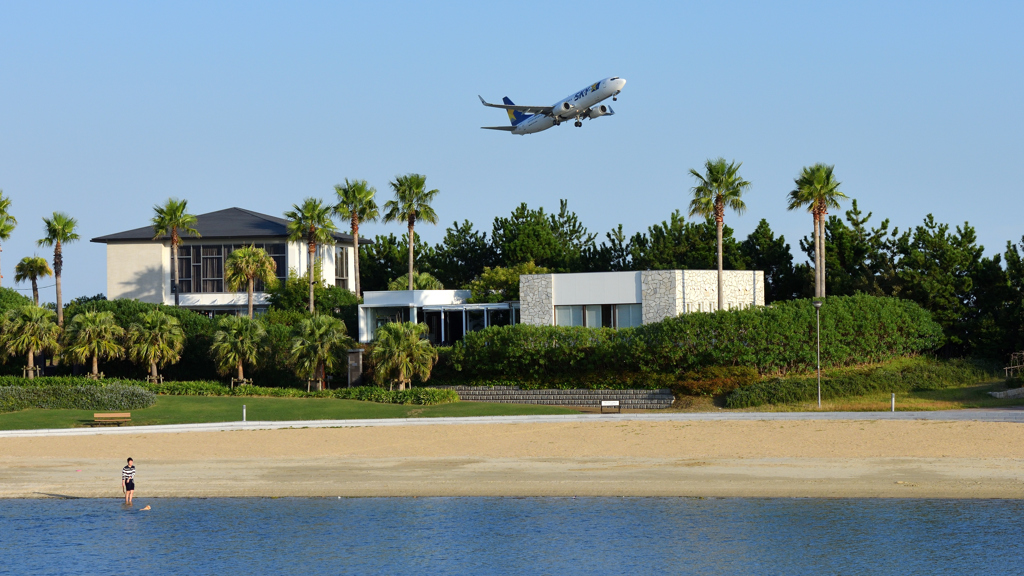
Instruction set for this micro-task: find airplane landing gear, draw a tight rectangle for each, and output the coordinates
[574,120,582,127]
[613,91,620,101]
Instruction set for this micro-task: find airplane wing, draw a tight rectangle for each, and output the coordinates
[480,126,516,131]
[478,95,552,115]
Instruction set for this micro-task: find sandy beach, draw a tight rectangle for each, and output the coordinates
[4,419,1024,498]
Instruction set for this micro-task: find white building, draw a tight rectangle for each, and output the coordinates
[356,269,764,343]
[92,207,363,315]
[520,270,765,327]
[357,290,519,345]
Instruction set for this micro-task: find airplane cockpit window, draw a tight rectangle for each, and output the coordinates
[610,77,619,80]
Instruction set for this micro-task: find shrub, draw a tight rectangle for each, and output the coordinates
[445,295,944,388]
[0,376,457,405]
[0,384,156,413]
[724,357,996,408]
[674,366,761,396]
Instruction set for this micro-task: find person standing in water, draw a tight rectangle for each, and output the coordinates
[121,458,136,505]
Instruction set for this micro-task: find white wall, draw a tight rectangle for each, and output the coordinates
[106,242,164,303]
[551,272,643,305]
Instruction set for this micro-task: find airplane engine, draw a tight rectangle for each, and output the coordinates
[555,101,574,117]
[587,104,613,118]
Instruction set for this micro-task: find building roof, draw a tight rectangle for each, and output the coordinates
[91,207,369,244]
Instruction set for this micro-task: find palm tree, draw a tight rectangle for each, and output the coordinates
[64,310,125,378]
[0,191,16,288]
[333,179,379,299]
[383,174,439,291]
[285,198,338,314]
[210,315,266,386]
[152,199,201,307]
[787,164,846,298]
[225,246,277,318]
[290,314,351,392]
[0,305,60,379]
[387,271,444,291]
[370,322,437,391]
[14,256,52,306]
[37,212,80,326]
[688,158,751,311]
[127,310,185,380]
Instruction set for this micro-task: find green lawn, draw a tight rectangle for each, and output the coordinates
[0,395,580,431]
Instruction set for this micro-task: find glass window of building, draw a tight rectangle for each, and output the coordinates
[335,246,349,288]
[174,243,286,294]
[467,309,486,332]
[614,303,643,328]
[555,305,584,327]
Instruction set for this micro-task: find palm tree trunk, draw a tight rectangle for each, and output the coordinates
[352,218,361,299]
[26,347,34,380]
[247,278,254,319]
[308,240,316,314]
[407,218,415,291]
[237,358,244,382]
[819,210,827,298]
[54,242,64,326]
[31,279,39,306]
[150,360,158,380]
[172,236,180,307]
[716,217,724,311]
[812,213,821,298]
[92,354,98,377]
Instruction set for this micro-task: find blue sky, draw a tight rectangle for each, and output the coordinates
[1,1,1021,301]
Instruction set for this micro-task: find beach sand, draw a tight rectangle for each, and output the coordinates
[4,420,1024,498]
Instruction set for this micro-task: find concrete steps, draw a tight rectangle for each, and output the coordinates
[437,386,675,410]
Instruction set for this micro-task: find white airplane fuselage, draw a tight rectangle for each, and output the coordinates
[508,77,626,135]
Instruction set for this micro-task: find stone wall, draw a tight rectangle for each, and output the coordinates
[640,270,683,324]
[519,270,766,326]
[519,274,554,326]
[680,270,765,313]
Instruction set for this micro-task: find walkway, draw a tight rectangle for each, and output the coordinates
[3,408,1023,438]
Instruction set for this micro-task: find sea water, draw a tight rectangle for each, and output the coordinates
[1,497,1021,575]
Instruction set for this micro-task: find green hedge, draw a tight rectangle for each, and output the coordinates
[0,376,458,406]
[724,357,996,408]
[446,296,944,387]
[0,384,156,413]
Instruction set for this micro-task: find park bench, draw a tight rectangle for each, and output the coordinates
[92,412,131,426]
[600,400,621,414]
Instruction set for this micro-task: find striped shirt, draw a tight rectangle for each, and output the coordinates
[122,465,136,481]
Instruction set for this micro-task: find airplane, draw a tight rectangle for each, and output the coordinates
[479,76,626,135]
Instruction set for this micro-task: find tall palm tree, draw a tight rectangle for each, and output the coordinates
[225,246,277,318]
[285,198,338,314]
[787,164,846,298]
[370,322,437,391]
[383,174,439,291]
[210,315,266,385]
[290,314,351,392]
[14,256,52,306]
[152,199,201,307]
[688,158,751,311]
[0,305,60,379]
[333,179,379,299]
[37,212,80,326]
[127,310,185,380]
[64,310,125,378]
[0,191,16,288]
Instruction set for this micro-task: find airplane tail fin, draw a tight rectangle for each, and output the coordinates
[503,97,531,126]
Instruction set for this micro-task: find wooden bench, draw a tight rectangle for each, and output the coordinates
[600,400,621,414]
[92,412,131,426]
